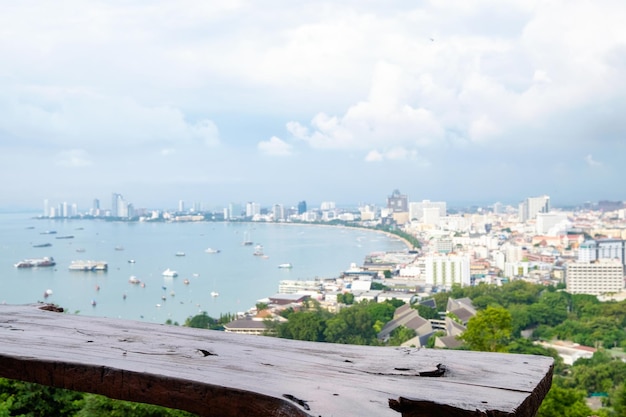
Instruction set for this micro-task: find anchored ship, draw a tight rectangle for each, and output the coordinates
[14,257,56,268]
[68,260,108,271]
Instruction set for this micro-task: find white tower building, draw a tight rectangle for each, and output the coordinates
[424,254,471,290]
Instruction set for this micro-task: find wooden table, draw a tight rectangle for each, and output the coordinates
[0,304,553,416]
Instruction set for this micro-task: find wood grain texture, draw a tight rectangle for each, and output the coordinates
[0,304,554,417]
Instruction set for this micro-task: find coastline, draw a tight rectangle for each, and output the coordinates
[2,216,408,324]
[247,221,414,251]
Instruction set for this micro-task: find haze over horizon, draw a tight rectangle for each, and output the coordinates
[1,1,625,210]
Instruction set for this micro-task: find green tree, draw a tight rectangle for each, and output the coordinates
[426,330,446,348]
[536,385,593,417]
[413,303,439,320]
[371,281,390,291]
[184,312,217,329]
[77,393,197,417]
[459,306,512,352]
[336,292,354,305]
[363,301,396,324]
[277,311,327,342]
[324,304,376,345]
[612,382,626,416]
[388,326,416,346]
[0,378,84,417]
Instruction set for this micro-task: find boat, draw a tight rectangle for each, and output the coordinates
[40,230,57,235]
[205,248,220,254]
[242,230,253,246]
[55,235,74,239]
[75,248,86,253]
[278,263,293,269]
[14,256,56,268]
[128,259,136,263]
[175,252,186,257]
[210,291,219,297]
[115,246,124,251]
[32,243,52,248]
[69,260,108,271]
[162,268,178,277]
[253,245,264,256]
[128,276,141,284]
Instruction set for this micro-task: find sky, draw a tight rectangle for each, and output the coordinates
[1,0,626,211]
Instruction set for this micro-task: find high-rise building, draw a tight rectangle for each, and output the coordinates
[424,254,471,290]
[409,200,447,221]
[387,189,408,213]
[178,200,185,213]
[246,202,261,218]
[297,201,307,215]
[227,203,242,219]
[272,204,285,221]
[518,195,550,222]
[578,239,626,267]
[422,207,441,226]
[111,193,123,217]
[535,212,569,235]
[43,199,49,217]
[566,259,624,296]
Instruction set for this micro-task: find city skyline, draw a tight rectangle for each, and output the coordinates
[35,192,625,218]
[1,1,626,209]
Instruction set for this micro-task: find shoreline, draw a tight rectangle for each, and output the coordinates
[3,216,409,324]
[244,220,414,251]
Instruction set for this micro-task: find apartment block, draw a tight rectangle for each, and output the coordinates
[566,259,624,296]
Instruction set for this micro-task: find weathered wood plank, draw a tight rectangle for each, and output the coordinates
[0,304,553,417]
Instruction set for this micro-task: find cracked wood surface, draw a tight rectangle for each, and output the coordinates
[0,304,554,417]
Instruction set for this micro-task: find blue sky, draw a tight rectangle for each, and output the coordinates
[1,0,625,210]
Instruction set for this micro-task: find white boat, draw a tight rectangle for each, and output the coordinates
[253,245,264,256]
[278,263,293,269]
[15,256,56,268]
[162,268,178,277]
[210,291,219,297]
[205,248,221,254]
[69,260,108,271]
[242,230,253,246]
[175,252,186,257]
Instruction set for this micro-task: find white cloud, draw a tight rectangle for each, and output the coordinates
[585,154,603,168]
[257,136,293,156]
[364,147,428,165]
[532,70,552,84]
[55,149,92,167]
[288,61,444,155]
[286,121,309,140]
[0,86,220,149]
[1,0,626,206]
[364,150,383,162]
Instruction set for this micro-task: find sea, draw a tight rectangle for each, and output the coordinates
[0,212,408,324]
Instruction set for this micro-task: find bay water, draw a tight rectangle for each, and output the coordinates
[0,213,407,324]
